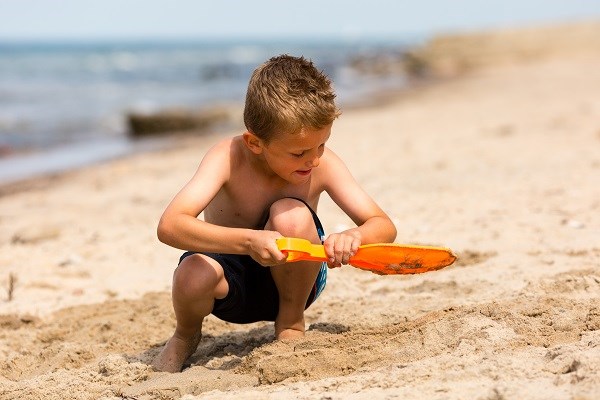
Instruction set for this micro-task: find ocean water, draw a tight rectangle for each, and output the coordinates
[0,38,415,183]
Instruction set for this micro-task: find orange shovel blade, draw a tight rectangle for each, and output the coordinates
[276,237,457,275]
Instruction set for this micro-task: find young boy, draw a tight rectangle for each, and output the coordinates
[153,55,397,372]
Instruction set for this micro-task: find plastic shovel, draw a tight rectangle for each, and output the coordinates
[276,237,457,275]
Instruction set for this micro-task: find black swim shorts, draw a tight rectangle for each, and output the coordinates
[178,198,327,324]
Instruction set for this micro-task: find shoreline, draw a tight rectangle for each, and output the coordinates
[0,86,415,191]
[0,78,423,193]
[0,36,415,180]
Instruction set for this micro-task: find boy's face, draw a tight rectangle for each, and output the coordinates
[253,124,332,184]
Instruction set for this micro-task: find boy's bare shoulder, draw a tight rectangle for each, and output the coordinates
[322,146,344,163]
[317,147,349,179]
[198,136,241,167]
[187,137,240,188]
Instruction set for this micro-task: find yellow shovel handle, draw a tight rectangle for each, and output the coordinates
[276,237,327,262]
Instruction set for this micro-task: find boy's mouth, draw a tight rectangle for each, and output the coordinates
[295,169,312,176]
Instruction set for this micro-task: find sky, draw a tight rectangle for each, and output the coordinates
[0,0,599,41]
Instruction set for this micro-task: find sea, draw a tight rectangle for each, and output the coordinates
[0,38,419,184]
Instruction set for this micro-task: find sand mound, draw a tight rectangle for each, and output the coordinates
[1,269,599,399]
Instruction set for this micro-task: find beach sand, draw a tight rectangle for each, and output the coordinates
[1,21,600,400]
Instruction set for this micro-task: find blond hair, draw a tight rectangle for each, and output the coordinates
[243,54,341,142]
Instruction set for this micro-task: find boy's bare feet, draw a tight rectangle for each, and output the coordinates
[152,331,202,373]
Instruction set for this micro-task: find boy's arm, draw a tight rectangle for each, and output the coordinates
[157,140,285,264]
[321,149,397,266]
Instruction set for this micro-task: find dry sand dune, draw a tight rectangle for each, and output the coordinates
[1,21,600,399]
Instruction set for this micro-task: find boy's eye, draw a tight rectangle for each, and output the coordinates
[292,151,305,158]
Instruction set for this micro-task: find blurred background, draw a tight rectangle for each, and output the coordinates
[1,0,599,182]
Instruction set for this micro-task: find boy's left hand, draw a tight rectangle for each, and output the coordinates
[323,231,361,268]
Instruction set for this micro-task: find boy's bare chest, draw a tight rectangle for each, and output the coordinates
[205,174,318,229]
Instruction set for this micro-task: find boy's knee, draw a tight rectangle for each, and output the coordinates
[268,198,314,237]
[174,254,223,298]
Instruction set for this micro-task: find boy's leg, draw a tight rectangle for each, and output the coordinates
[266,198,323,340]
[152,254,228,372]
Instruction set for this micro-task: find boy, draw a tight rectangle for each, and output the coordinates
[153,55,397,372]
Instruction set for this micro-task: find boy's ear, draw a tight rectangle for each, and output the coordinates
[242,131,264,154]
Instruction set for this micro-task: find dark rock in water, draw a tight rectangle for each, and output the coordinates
[127,107,230,137]
[400,52,430,78]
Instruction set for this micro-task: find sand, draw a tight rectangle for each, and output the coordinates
[1,21,600,400]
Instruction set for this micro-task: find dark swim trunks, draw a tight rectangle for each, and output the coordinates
[178,198,327,324]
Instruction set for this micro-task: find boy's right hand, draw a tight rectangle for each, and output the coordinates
[248,230,287,267]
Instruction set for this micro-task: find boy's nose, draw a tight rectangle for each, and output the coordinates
[307,155,320,168]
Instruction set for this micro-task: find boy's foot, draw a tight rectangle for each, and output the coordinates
[152,331,202,373]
